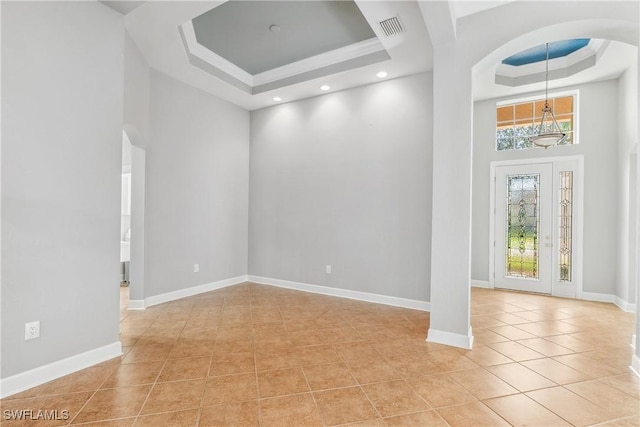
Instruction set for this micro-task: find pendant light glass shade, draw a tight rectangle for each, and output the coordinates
[531,43,566,149]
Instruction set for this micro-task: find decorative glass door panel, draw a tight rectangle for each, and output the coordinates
[495,164,552,294]
[506,174,540,279]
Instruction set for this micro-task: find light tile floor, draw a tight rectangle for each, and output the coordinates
[1,284,638,426]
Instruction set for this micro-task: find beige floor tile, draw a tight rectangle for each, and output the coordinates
[202,373,257,405]
[157,356,210,382]
[552,353,624,378]
[426,349,479,372]
[7,285,639,427]
[385,352,442,377]
[594,415,640,426]
[513,321,565,337]
[302,362,358,391]
[472,328,511,345]
[132,409,198,427]
[448,367,518,400]
[259,393,323,427]
[361,380,430,417]
[407,373,477,408]
[339,417,386,426]
[70,419,135,427]
[257,367,310,398]
[140,379,205,415]
[566,380,640,418]
[488,341,546,361]
[517,337,575,357]
[346,359,402,385]
[200,401,259,427]
[527,386,616,426]
[599,374,640,398]
[484,393,571,426]
[373,339,432,357]
[72,385,151,424]
[121,342,174,364]
[522,358,592,384]
[167,339,216,359]
[383,410,448,426]
[471,315,509,329]
[457,345,514,366]
[3,392,93,426]
[295,344,343,366]
[486,362,556,392]
[36,366,117,396]
[543,334,597,352]
[490,325,538,340]
[436,401,510,427]
[255,348,301,371]
[209,351,255,376]
[101,361,163,388]
[490,312,530,325]
[313,387,379,426]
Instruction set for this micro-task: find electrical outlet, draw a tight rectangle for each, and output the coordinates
[25,321,40,340]
[193,264,199,273]
[326,265,331,274]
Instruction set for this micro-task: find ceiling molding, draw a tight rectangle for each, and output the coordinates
[180,21,253,87]
[180,19,388,95]
[495,39,609,87]
[253,38,386,86]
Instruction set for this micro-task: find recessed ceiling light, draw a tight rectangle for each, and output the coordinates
[320,85,331,91]
[376,71,388,78]
[273,96,282,102]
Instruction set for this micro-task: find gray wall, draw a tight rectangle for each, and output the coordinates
[472,79,619,296]
[145,71,250,298]
[616,60,639,305]
[123,32,151,302]
[249,73,433,301]
[1,2,124,377]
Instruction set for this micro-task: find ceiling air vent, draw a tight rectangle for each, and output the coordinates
[378,16,405,37]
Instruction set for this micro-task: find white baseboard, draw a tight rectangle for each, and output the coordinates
[614,296,637,313]
[247,275,430,312]
[631,353,640,378]
[127,300,145,310]
[426,327,474,349]
[144,275,248,308]
[582,292,636,313]
[582,292,616,304]
[471,280,490,288]
[0,342,122,399]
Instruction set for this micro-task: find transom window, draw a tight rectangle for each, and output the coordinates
[496,94,576,151]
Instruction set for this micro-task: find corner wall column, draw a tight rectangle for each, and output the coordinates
[427,44,474,349]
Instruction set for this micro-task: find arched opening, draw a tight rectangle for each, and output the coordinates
[468,18,639,368]
[122,124,147,311]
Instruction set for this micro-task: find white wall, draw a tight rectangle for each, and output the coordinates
[472,80,620,296]
[124,32,150,147]
[123,32,150,303]
[249,73,433,302]
[617,58,639,307]
[1,2,124,378]
[145,71,250,298]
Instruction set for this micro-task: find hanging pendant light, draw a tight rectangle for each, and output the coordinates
[530,43,566,149]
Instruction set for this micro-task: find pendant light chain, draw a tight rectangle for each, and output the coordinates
[544,43,549,108]
[530,41,566,148]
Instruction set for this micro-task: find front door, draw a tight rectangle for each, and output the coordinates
[495,163,553,294]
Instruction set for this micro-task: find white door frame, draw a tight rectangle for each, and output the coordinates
[489,155,584,298]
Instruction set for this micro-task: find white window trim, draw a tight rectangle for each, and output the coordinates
[495,89,580,151]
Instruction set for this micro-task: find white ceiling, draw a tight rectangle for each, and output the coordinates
[192,1,377,75]
[114,0,636,110]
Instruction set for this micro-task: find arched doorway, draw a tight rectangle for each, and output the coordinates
[122,125,147,310]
